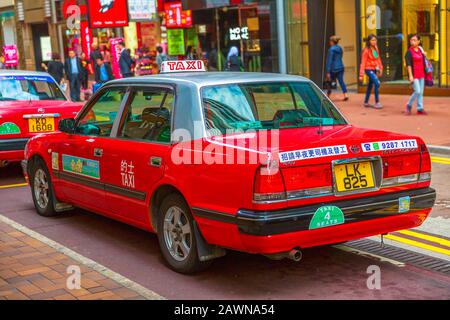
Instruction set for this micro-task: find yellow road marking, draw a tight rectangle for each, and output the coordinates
[0,183,28,189]
[384,234,450,256]
[398,230,450,248]
[431,156,450,165]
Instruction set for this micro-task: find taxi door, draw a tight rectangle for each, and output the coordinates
[56,87,129,212]
[100,86,175,225]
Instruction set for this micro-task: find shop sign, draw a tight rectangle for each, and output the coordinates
[109,37,125,78]
[229,27,249,41]
[164,2,192,28]
[80,20,93,60]
[87,0,129,28]
[167,29,185,56]
[2,45,18,67]
[40,37,53,61]
[128,0,157,21]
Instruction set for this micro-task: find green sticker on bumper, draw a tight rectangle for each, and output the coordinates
[0,122,20,134]
[309,206,345,230]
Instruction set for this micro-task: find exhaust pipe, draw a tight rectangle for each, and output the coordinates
[288,249,303,262]
[264,248,303,262]
[0,160,9,168]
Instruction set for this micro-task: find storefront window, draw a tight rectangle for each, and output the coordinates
[360,0,447,87]
[286,0,309,77]
[191,0,279,72]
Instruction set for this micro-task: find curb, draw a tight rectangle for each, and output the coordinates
[427,145,450,156]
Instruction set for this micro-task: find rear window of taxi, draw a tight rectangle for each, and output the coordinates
[201,81,346,135]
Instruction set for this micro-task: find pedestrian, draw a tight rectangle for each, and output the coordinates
[0,52,4,69]
[80,52,90,91]
[156,46,168,71]
[405,34,428,115]
[64,49,83,102]
[100,44,111,63]
[326,35,349,101]
[208,43,218,71]
[185,46,195,60]
[89,43,102,65]
[117,41,133,78]
[225,46,243,72]
[93,56,114,93]
[46,53,65,85]
[359,34,383,109]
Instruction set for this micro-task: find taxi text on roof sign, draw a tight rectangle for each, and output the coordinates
[160,60,206,73]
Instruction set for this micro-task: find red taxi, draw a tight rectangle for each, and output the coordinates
[0,71,82,166]
[23,61,436,273]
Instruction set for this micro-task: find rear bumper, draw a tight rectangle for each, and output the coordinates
[0,138,29,162]
[192,188,436,254]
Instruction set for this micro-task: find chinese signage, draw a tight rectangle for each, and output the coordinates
[87,0,129,28]
[109,37,125,79]
[167,29,185,56]
[128,0,156,21]
[80,20,93,61]
[229,27,249,41]
[164,2,192,28]
[2,45,18,67]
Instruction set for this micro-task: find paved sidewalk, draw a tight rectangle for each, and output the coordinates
[0,217,159,300]
[331,93,450,147]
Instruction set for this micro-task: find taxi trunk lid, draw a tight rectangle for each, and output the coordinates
[252,125,429,205]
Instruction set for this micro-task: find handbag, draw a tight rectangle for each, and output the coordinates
[419,47,434,87]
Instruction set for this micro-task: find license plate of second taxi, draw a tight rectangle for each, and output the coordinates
[334,161,375,192]
[28,117,55,133]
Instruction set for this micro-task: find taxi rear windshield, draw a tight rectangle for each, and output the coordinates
[0,76,65,101]
[202,82,346,134]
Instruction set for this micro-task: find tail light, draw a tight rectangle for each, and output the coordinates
[419,143,432,182]
[253,167,286,203]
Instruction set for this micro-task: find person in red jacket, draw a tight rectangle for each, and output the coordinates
[405,34,428,115]
[359,34,383,109]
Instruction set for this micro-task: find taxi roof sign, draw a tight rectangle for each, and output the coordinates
[160,60,206,74]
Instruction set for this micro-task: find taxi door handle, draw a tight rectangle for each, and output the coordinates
[150,157,162,167]
[94,148,103,157]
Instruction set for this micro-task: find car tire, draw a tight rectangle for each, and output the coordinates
[157,194,211,274]
[29,158,58,217]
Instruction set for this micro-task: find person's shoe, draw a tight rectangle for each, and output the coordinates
[343,96,349,101]
[363,103,372,108]
[417,110,428,115]
[373,103,383,109]
[405,105,412,115]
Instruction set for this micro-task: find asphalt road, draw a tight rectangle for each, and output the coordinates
[0,160,449,300]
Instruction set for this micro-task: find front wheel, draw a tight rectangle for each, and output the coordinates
[30,159,57,217]
[157,194,211,274]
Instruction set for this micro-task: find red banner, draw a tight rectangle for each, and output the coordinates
[87,0,129,28]
[2,45,18,67]
[80,20,93,58]
[109,37,125,79]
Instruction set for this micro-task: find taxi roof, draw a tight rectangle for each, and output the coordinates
[110,72,310,88]
[0,69,52,78]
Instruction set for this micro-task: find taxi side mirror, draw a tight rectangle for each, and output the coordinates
[58,118,75,134]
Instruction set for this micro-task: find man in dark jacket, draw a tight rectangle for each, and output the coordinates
[47,53,64,84]
[64,50,83,102]
[94,56,114,83]
[117,41,133,78]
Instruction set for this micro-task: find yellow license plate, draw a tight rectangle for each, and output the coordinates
[28,118,55,133]
[334,161,375,193]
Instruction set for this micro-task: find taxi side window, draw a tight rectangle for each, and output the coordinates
[120,88,174,143]
[76,88,126,137]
